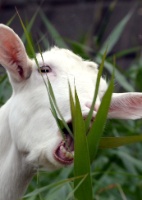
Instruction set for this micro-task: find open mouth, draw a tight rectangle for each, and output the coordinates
[54,115,95,165]
[54,122,74,165]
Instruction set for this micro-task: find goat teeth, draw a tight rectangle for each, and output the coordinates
[60,146,74,159]
[65,152,70,158]
[60,145,66,153]
[65,152,71,158]
[65,151,74,159]
[71,151,74,157]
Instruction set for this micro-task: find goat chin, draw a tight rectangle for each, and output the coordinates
[0,24,142,200]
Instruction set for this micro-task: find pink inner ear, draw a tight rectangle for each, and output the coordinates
[2,40,24,78]
[4,40,19,64]
[0,25,32,82]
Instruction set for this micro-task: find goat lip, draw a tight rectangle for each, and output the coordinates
[54,134,74,165]
[54,141,74,165]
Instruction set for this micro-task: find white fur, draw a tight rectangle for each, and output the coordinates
[0,24,142,200]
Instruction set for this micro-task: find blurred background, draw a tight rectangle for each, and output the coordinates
[0,0,142,69]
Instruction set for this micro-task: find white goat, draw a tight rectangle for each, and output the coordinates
[0,24,142,200]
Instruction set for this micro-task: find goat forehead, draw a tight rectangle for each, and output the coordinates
[35,47,96,73]
[36,49,81,67]
[47,47,83,62]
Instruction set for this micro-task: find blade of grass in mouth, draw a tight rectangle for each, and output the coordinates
[85,49,107,133]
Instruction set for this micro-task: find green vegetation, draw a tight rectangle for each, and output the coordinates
[0,7,142,200]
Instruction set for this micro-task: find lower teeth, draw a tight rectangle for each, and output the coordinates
[60,145,74,159]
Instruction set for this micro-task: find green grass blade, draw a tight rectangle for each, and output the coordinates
[16,10,39,68]
[38,31,50,49]
[87,72,114,162]
[47,78,73,137]
[40,11,68,48]
[21,8,39,43]
[67,39,90,60]
[85,49,107,132]
[99,135,142,149]
[108,46,141,60]
[68,82,75,134]
[6,13,17,26]
[74,89,93,200]
[23,175,85,198]
[96,57,134,92]
[65,174,88,200]
[113,150,142,170]
[99,10,133,55]
[37,44,71,140]
[39,74,67,139]
[49,97,65,135]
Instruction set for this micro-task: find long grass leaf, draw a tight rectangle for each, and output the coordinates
[85,49,107,132]
[108,46,141,60]
[65,174,88,200]
[87,72,114,162]
[74,89,93,200]
[99,135,142,149]
[21,8,39,43]
[38,31,50,49]
[17,13,71,143]
[36,46,72,140]
[112,150,142,170]
[99,10,133,55]
[6,13,17,26]
[40,11,68,48]
[68,82,75,134]
[96,57,134,92]
[23,175,85,198]
[47,78,73,137]
[16,10,39,68]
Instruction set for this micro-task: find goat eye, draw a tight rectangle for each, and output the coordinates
[39,65,51,73]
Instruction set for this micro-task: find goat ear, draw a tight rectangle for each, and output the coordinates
[108,93,142,119]
[0,24,32,82]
